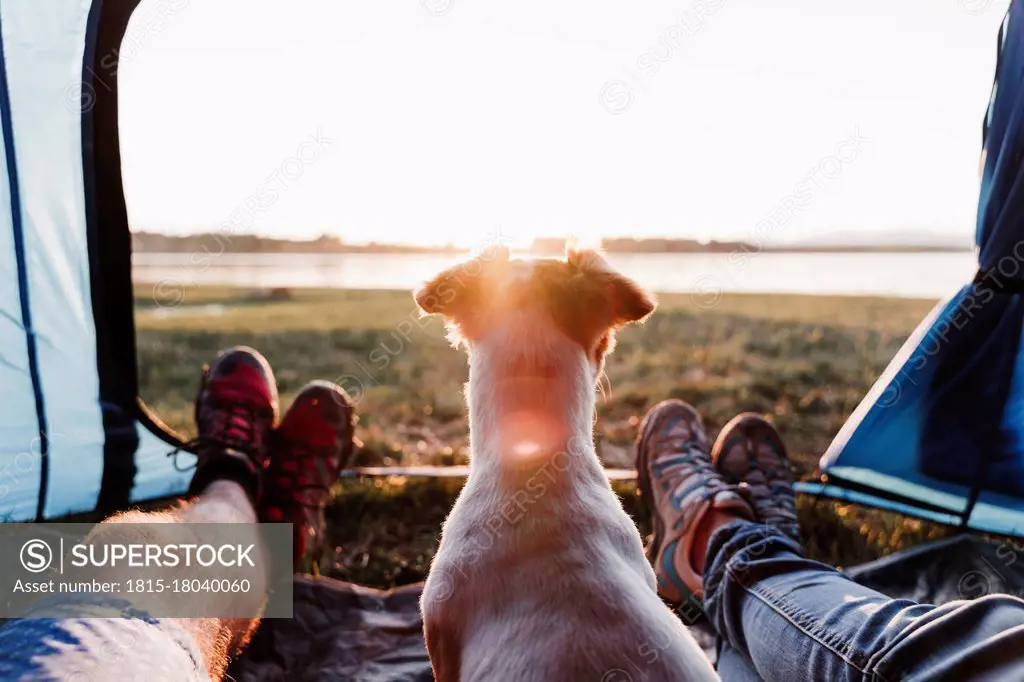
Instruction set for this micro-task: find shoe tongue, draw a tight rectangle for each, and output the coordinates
[208,366,274,410]
[711,490,756,520]
[665,421,696,440]
[280,403,339,448]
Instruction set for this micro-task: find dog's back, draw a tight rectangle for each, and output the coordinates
[424,471,718,681]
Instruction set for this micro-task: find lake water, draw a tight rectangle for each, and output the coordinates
[133,251,979,300]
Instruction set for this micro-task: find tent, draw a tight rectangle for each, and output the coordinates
[797,2,1024,538]
[0,0,192,522]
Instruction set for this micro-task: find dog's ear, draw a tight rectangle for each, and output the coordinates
[414,246,510,320]
[541,248,655,364]
[564,248,655,328]
[414,264,475,318]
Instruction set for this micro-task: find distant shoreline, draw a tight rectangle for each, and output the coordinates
[132,231,972,256]
[134,247,972,255]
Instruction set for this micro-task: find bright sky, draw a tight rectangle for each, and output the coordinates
[119,0,1010,248]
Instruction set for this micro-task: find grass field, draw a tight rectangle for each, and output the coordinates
[136,285,954,587]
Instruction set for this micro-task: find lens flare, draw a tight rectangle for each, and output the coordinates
[511,441,542,458]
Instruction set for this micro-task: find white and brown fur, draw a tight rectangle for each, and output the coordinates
[415,248,718,681]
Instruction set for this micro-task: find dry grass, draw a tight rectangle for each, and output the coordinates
[136,286,952,587]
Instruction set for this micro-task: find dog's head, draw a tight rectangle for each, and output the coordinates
[414,247,655,376]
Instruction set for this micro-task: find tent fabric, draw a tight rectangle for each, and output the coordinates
[4,0,106,520]
[798,3,1024,537]
[0,0,190,522]
[230,577,435,682]
[0,44,39,522]
[845,534,1024,607]
[227,575,716,681]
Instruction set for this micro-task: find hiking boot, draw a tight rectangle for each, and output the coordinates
[635,400,754,603]
[261,381,356,569]
[185,347,280,501]
[712,413,799,542]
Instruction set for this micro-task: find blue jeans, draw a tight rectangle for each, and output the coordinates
[0,597,209,681]
[704,521,1024,681]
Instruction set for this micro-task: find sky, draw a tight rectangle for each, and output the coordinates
[118,0,1011,248]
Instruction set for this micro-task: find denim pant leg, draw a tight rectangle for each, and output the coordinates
[703,520,1024,682]
[716,644,764,682]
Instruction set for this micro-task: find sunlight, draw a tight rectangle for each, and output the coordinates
[118,0,1008,248]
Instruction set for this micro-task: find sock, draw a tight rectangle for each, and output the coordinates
[187,449,260,505]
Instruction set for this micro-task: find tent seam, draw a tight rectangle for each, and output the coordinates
[0,2,51,521]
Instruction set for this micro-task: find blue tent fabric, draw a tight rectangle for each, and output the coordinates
[799,3,1024,537]
[0,0,191,522]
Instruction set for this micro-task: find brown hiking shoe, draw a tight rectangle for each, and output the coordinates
[635,400,754,603]
[712,413,799,542]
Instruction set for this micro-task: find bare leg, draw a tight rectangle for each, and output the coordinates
[38,347,280,681]
[0,478,271,682]
[0,349,355,682]
[88,480,267,679]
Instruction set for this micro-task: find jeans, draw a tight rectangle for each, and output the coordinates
[0,597,208,681]
[703,521,1024,681]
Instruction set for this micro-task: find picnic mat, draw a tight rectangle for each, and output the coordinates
[230,535,1023,681]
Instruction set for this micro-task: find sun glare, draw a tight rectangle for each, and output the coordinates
[118,1,1007,248]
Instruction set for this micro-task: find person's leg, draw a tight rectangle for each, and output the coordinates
[706,413,1024,681]
[637,403,1024,681]
[90,480,268,676]
[0,484,263,682]
[635,401,766,681]
[703,521,1024,681]
[715,643,765,682]
[0,349,355,682]
[0,347,280,681]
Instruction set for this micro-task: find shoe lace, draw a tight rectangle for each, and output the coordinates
[168,404,261,472]
[649,417,731,505]
[763,478,797,514]
[743,453,797,522]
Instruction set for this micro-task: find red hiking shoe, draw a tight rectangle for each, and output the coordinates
[184,346,280,501]
[260,381,356,569]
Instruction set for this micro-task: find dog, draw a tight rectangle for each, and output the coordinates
[415,247,718,681]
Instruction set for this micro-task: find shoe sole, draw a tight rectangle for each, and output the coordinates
[635,404,665,565]
[635,400,698,565]
[635,401,708,614]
